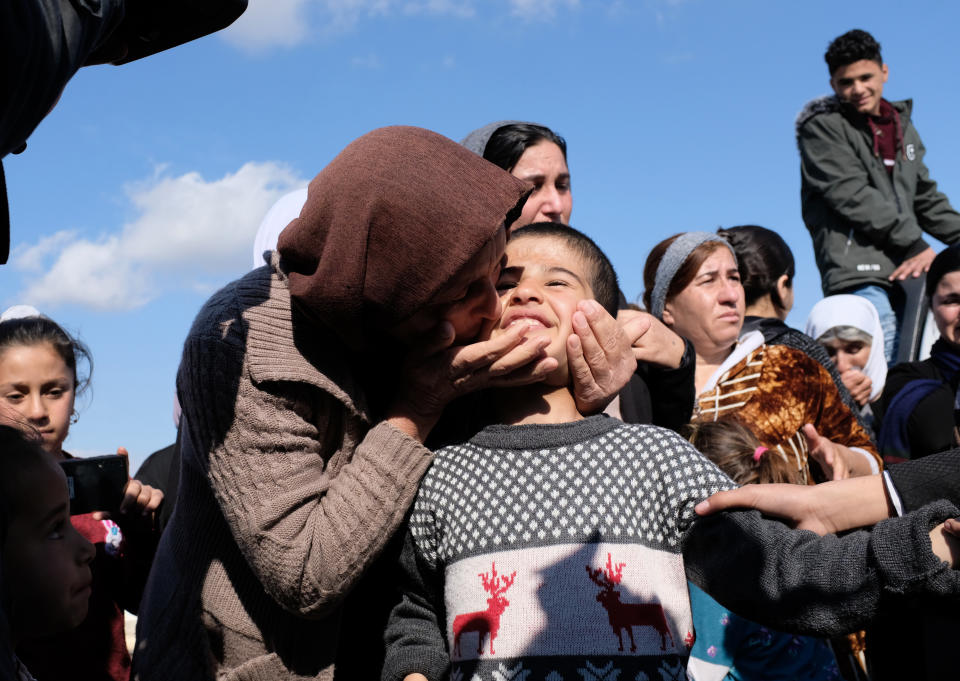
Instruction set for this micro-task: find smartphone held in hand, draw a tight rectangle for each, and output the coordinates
[60,455,129,516]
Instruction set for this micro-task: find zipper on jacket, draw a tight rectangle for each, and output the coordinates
[885,155,903,214]
[844,228,853,255]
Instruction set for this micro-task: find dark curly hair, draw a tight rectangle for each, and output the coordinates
[717,225,794,314]
[825,29,882,75]
[483,123,568,173]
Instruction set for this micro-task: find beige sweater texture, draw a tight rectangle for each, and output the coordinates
[132,263,433,680]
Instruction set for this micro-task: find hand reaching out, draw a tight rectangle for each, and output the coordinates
[617,308,686,369]
[803,424,856,481]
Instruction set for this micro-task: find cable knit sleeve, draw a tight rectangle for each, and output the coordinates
[683,500,960,636]
[176,282,435,619]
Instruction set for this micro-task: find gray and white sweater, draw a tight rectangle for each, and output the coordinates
[383,416,960,681]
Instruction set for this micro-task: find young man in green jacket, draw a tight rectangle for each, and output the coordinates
[797,28,960,363]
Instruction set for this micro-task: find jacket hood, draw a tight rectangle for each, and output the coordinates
[795,95,914,146]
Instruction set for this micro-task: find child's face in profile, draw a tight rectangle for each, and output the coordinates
[2,457,94,644]
[493,235,595,386]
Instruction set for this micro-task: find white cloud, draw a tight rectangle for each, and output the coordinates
[221,0,312,51]
[221,0,476,51]
[12,230,78,272]
[508,0,579,19]
[14,162,307,310]
[403,0,474,18]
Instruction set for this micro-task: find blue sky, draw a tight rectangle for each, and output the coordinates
[3,0,960,470]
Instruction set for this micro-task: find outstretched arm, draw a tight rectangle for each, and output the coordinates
[694,476,893,535]
[697,450,960,533]
[684,501,960,636]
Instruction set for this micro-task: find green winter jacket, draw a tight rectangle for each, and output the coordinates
[797,96,960,295]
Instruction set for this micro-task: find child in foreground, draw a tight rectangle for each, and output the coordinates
[382,223,960,681]
[685,419,841,680]
[0,311,162,681]
[0,425,95,681]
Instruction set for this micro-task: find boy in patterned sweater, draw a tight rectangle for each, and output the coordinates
[382,223,960,681]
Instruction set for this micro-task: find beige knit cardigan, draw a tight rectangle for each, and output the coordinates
[132,260,434,680]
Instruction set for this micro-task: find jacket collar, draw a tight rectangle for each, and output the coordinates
[237,253,370,423]
[794,94,913,145]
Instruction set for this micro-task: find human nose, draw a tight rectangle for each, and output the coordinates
[510,278,543,306]
[74,528,95,566]
[537,187,564,221]
[718,279,741,304]
[835,351,852,373]
[476,277,501,320]
[23,394,48,423]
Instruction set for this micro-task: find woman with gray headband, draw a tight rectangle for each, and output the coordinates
[643,232,880,483]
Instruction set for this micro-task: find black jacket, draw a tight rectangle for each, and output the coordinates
[873,358,960,461]
[797,96,960,295]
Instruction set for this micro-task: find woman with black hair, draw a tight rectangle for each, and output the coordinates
[461,120,698,430]
[461,121,571,228]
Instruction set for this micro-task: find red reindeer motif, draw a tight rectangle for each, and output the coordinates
[452,563,517,656]
[586,553,675,652]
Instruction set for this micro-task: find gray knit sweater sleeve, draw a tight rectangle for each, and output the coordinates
[683,500,960,635]
[382,519,449,681]
[177,272,434,619]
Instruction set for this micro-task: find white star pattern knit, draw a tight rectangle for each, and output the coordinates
[383,415,736,681]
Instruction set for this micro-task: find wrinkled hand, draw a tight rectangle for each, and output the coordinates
[617,308,686,369]
[389,321,558,441]
[568,300,637,414]
[695,484,837,535]
[91,447,164,522]
[803,424,855,481]
[695,474,893,535]
[840,368,872,407]
[890,246,935,281]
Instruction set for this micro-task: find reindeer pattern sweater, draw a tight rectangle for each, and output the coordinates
[383,416,960,681]
[384,416,736,681]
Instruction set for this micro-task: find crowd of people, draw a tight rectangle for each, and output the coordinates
[2,25,960,681]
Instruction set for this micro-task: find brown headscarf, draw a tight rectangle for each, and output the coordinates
[278,126,530,348]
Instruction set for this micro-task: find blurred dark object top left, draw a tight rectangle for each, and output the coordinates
[0,0,248,264]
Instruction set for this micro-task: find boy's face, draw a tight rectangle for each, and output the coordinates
[492,235,595,386]
[2,458,94,643]
[830,59,888,117]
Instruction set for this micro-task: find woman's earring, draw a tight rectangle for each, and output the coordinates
[70,411,79,425]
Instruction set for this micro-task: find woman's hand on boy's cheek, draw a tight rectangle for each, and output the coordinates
[618,310,685,370]
[568,300,636,414]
